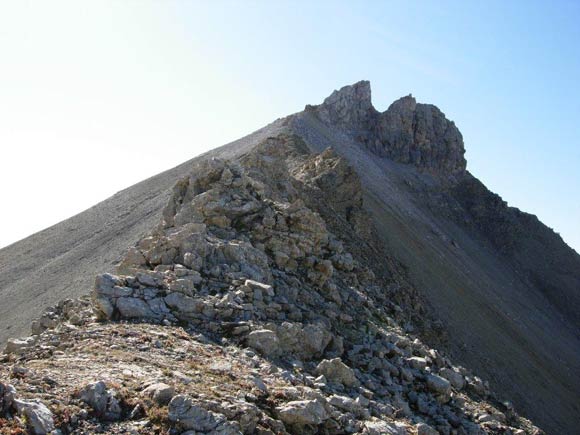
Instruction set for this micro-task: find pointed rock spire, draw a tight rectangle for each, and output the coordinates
[310,80,377,128]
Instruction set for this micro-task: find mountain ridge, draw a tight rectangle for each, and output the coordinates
[1,82,579,434]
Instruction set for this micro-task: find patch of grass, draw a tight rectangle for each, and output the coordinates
[147,405,170,427]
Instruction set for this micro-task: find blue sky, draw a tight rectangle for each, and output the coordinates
[0,1,578,252]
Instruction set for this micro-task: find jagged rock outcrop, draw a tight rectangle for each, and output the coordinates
[308,81,466,174]
[311,81,376,131]
[372,95,466,174]
[1,135,541,435]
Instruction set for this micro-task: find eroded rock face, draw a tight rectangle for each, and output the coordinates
[311,80,376,130]
[309,81,466,175]
[372,96,466,174]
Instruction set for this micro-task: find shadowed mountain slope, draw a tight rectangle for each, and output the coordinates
[1,81,578,434]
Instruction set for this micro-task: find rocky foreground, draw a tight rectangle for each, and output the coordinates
[1,135,541,435]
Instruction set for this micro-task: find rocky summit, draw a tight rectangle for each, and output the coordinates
[1,82,579,435]
[308,81,466,174]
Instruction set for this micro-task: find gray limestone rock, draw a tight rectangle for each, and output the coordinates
[0,382,16,415]
[311,80,375,130]
[426,374,451,396]
[4,336,35,355]
[78,381,122,421]
[13,399,55,435]
[276,398,329,426]
[416,422,439,435]
[373,95,466,174]
[364,418,407,435]
[116,296,156,319]
[439,367,465,390]
[247,329,279,357]
[315,358,358,387]
[310,81,466,175]
[168,395,224,432]
[141,382,175,405]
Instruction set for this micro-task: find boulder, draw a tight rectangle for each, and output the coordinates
[164,292,204,315]
[274,322,333,359]
[407,356,428,370]
[93,296,115,319]
[13,399,55,435]
[135,271,164,287]
[4,336,35,355]
[276,399,329,426]
[78,381,122,421]
[247,329,279,357]
[416,422,439,435]
[439,368,465,390]
[168,395,224,431]
[426,374,451,396]
[315,358,358,387]
[141,382,175,405]
[95,273,125,293]
[363,418,407,435]
[116,297,155,319]
[0,382,16,414]
[327,394,361,414]
[244,279,274,297]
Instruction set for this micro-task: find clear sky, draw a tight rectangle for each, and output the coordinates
[1,1,579,252]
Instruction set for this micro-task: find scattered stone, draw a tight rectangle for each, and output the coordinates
[327,394,360,414]
[0,132,544,435]
[244,279,275,297]
[116,297,155,319]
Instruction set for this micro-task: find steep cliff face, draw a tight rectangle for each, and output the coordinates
[1,81,579,434]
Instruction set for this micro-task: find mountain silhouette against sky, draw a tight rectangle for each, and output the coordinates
[1,82,578,435]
